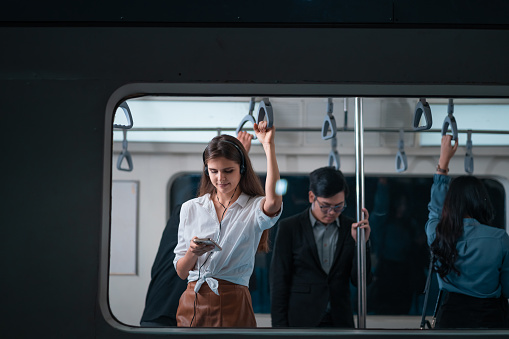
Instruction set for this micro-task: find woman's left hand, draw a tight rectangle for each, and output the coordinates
[351,208,371,243]
[237,131,253,153]
[254,121,275,147]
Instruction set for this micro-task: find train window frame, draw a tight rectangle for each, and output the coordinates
[101,83,509,335]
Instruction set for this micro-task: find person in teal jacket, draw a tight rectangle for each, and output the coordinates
[426,134,509,328]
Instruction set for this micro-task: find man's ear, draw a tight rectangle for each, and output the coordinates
[308,191,315,204]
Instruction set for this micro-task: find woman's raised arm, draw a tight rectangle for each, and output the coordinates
[254,121,282,216]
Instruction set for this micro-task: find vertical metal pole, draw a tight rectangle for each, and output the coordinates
[344,98,348,131]
[355,97,367,329]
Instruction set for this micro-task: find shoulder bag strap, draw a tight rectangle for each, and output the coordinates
[420,252,435,329]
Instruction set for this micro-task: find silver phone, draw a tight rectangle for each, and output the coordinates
[193,238,222,251]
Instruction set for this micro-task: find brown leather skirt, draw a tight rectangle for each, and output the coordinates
[176,279,256,328]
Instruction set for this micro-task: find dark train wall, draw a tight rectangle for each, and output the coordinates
[2,2,509,338]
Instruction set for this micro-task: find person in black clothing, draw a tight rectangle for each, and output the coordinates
[270,166,371,328]
[140,204,187,327]
[369,178,427,315]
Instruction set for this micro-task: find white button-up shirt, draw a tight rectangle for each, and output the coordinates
[174,193,282,295]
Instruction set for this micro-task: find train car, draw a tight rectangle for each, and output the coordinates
[2,1,509,338]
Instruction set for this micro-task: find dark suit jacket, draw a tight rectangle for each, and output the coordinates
[270,208,371,328]
[140,204,187,326]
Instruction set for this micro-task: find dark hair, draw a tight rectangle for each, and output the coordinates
[431,175,495,278]
[309,166,349,198]
[199,134,270,252]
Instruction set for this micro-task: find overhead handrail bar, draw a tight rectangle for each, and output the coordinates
[465,130,474,174]
[113,101,133,130]
[413,98,433,131]
[321,98,337,140]
[441,98,458,141]
[257,98,274,128]
[395,129,408,173]
[235,97,258,140]
[117,129,133,172]
[328,137,340,170]
[124,126,509,135]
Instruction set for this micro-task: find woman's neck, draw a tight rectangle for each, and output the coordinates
[215,187,241,208]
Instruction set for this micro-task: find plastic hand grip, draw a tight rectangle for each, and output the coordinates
[395,150,408,173]
[257,98,273,128]
[395,130,408,172]
[116,129,133,171]
[465,130,474,174]
[236,114,257,140]
[322,114,337,140]
[441,115,458,141]
[113,101,133,129]
[117,150,133,171]
[328,150,340,170]
[413,98,432,131]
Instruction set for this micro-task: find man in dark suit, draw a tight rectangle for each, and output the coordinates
[270,166,372,328]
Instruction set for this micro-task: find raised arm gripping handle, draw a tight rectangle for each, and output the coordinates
[257,98,273,128]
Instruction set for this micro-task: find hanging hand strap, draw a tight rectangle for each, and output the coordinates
[413,98,432,131]
[236,97,258,140]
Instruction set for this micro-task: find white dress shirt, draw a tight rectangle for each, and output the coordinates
[174,193,282,295]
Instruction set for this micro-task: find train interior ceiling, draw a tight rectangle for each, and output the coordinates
[110,96,509,328]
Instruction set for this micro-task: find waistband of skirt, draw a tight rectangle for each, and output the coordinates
[188,278,245,292]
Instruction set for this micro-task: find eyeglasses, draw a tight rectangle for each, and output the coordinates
[314,197,347,213]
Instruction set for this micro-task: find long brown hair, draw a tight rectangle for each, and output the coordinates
[431,175,494,278]
[199,134,270,252]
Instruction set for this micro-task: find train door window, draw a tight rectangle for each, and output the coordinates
[109,97,268,327]
[107,95,509,330]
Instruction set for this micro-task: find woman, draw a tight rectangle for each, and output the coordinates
[173,121,283,327]
[426,135,509,328]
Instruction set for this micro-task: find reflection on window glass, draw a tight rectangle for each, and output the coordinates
[169,174,505,319]
[113,99,256,143]
[420,104,509,146]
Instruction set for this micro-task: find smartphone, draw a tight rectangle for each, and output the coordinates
[193,238,222,251]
